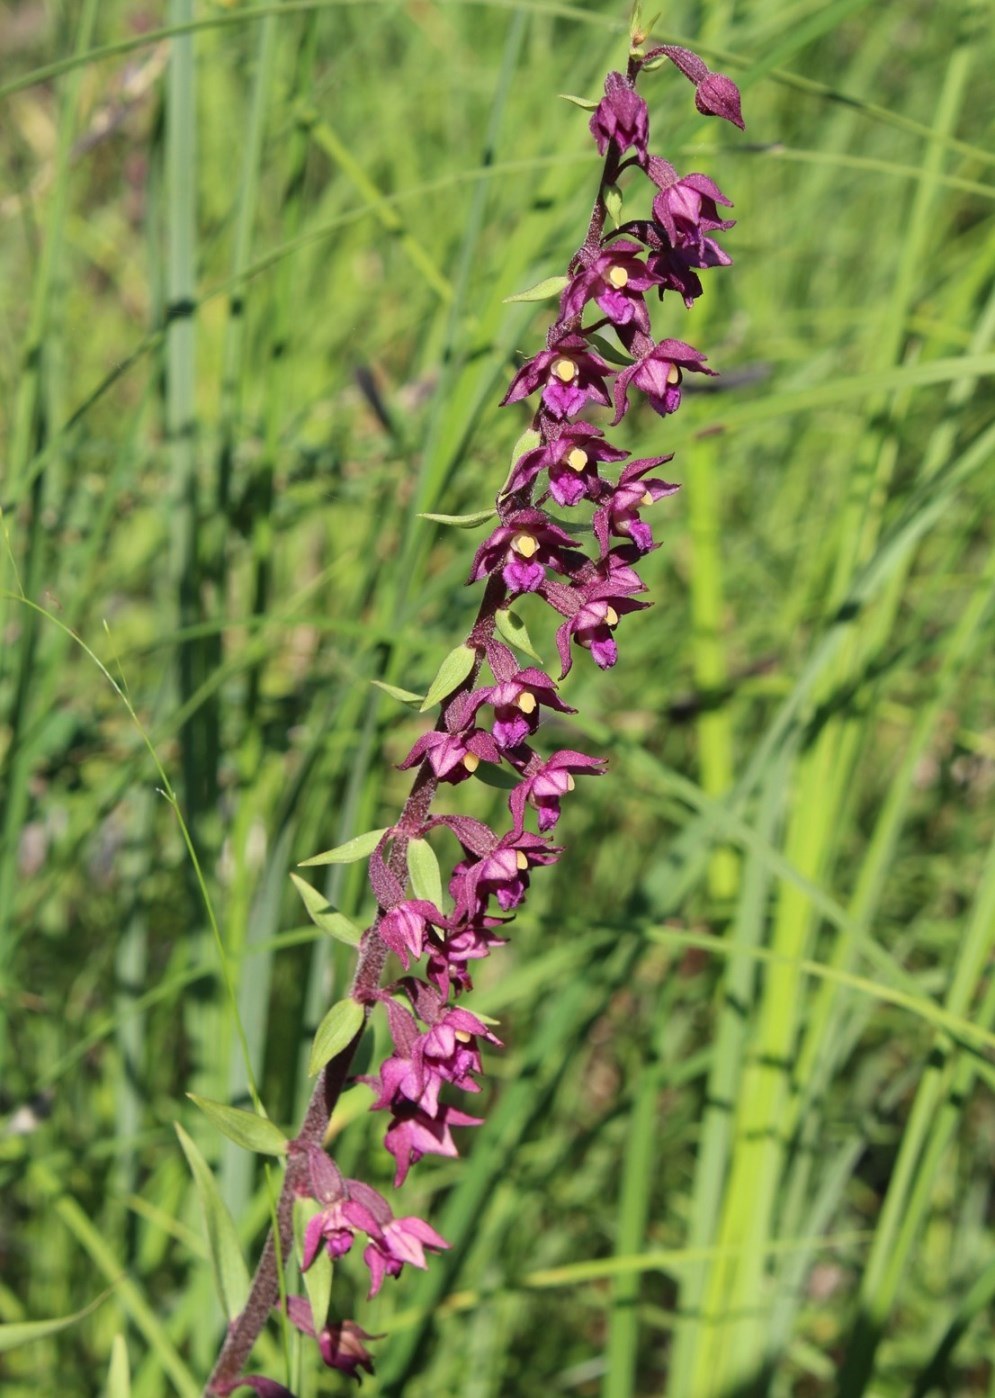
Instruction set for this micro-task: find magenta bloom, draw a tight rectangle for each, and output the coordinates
[647,240,730,307]
[651,173,734,249]
[425,914,509,997]
[589,70,649,162]
[509,750,607,832]
[369,987,500,1115]
[419,996,501,1086]
[500,334,613,419]
[284,1298,378,1382]
[384,1100,483,1186]
[593,457,679,555]
[301,1151,385,1268]
[398,726,503,784]
[611,338,716,423]
[449,831,562,918]
[363,1215,450,1298]
[469,509,582,593]
[505,423,628,507]
[469,666,574,749]
[560,241,660,332]
[555,594,648,676]
[377,899,448,967]
[299,1144,449,1295]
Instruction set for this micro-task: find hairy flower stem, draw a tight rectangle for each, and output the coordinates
[204,580,509,1392]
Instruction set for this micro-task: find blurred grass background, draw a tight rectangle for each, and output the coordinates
[2,1,995,1394]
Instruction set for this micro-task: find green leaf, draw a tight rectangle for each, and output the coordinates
[420,644,477,712]
[511,427,542,462]
[106,1334,131,1398]
[289,873,364,947]
[503,273,569,304]
[473,764,520,791]
[0,1291,112,1354]
[495,607,543,663]
[604,182,623,229]
[407,838,443,907]
[186,1096,288,1158]
[587,332,633,368]
[418,508,496,529]
[294,1197,333,1330]
[174,1123,251,1320]
[371,679,426,707]
[559,92,598,110]
[309,997,366,1076]
[299,828,388,867]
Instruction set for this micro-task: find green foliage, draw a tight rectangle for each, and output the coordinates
[175,1123,251,1320]
[407,838,444,908]
[2,2,995,1396]
[420,643,478,711]
[308,999,365,1077]
[186,1098,287,1158]
[289,872,364,946]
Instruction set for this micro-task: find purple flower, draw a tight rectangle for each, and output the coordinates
[369,1033,442,1116]
[384,1100,483,1186]
[469,666,575,749]
[646,240,731,308]
[398,726,503,784]
[611,338,716,423]
[284,1298,378,1382]
[425,914,509,997]
[589,70,649,162]
[651,173,734,250]
[593,457,679,555]
[559,241,660,332]
[300,1150,384,1268]
[554,594,649,676]
[414,981,501,1077]
[505,424,628,507]
[299,1144,450,1295]
[509,750,608,832]
[377,898,449,967]
[449,830,562,918]
[469,510,583,593]
[500,334,613,419]
[369,987,499,1113]
[363,1215,450,1299]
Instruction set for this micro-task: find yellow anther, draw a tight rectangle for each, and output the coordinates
[516,850,529,870]
[517,691,538,714]
[551,357,578,382]
[605,606,619,626]
[463,752,480,773]
[641,490,654,506]
[565,773,576,792]
[511,532,539,558]
[608,265,629,289]
[566,447,588,472]
[454,1029,473,1043]
[666,364,681,385]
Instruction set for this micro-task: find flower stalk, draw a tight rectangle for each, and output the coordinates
[204,40,743,1396]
